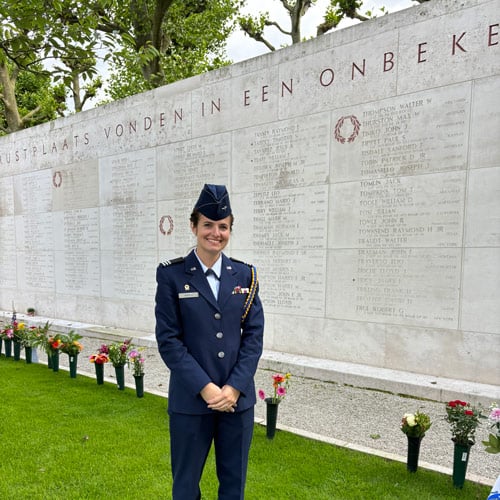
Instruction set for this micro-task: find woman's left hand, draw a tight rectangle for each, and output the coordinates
[206,384,240,412]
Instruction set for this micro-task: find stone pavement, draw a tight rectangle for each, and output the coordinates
[3,313,499,487]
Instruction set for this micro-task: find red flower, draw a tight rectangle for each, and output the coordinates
[50,339,62,349]
[89,353,109,364]
[464,410,474,416]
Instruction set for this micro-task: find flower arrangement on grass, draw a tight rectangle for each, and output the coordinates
[1,325,14,341]
[48,334,63,354]
[60,330,83,356]
[18,325,39,348]
[445,400,484,446]
[128,348,145,376]
[401,411,432,438]
[1,321,28,343]
[89,352,109,364]
[101,339,133,367]
[31,321,53,353]
[258,372,292,404]
[11,321,26,343]
[482,404,500,454]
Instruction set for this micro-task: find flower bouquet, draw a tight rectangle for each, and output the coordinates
[60,331,83,356]
[0,325,14,357]
[107,339,133,367]
[258,372,291,404]
[128,348,145,377]
[482,404,500,454]
[101,339,133,390]
[445,399,484,488]
[401,410,431,472]
[47,334,63,371]
[401,411,431,438]
[445,400,483,446]
[258,372,292,439]
[89,348,109,385]
[18,325,39,348]
[60,330,83,378]
[5,321,26,360]
[128,348,146,397]
[31,322,54,367]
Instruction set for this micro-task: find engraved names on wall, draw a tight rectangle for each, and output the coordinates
[331,84,470,182]
[156,133,231,255]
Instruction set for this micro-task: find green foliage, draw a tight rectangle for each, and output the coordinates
[105,0,241,100]
[0,62,66,135]
[0,359,492,499]
[1,0,243,127]
[482,405,500,454]
[445,400,484,446]
[239,0,389,48]
[59,330,84,356]
[401,411,432,438]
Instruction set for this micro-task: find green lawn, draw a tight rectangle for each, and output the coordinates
[0,356,491,499]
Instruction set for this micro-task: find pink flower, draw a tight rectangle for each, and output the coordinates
[277,387,286,397]
[258,389,265,400]
[489,408,500,422]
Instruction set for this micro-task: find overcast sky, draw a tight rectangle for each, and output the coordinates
[225,0,418,63]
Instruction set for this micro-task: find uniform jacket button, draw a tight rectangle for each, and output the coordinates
[217,351,225,358]
[214,313,221,320]
[216,332,223,339]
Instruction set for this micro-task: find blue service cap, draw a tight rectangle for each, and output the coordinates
[194,184,232,220]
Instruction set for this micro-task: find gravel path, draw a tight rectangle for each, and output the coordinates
[31,334,499,487]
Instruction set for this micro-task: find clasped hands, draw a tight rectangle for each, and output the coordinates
[201,383,240,413]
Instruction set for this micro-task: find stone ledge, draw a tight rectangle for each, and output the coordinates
[259,350,500,406]
[2,312,498,405]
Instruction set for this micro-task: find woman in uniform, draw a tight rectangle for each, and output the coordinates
[155,184,264,500]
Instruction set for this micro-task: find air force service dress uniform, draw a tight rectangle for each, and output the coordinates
[155,184,264,500]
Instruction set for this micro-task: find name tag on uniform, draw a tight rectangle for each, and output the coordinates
[178,292,199,299]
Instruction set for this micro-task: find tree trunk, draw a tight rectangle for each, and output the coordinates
[0,61,23,133]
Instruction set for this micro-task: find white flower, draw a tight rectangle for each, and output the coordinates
[404,413,417,426]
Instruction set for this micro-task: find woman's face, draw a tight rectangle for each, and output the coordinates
[191,213,231,258]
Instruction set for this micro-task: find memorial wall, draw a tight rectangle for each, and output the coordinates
[0,0,499,385]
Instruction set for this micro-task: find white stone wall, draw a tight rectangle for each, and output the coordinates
[1,0,499,384]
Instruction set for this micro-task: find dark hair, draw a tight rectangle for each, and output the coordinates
[190,209,234,230]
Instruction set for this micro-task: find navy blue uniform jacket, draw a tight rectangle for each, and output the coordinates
[155,250,264,415]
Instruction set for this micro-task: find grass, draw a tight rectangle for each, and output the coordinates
[0,355,491,499]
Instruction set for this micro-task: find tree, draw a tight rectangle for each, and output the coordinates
[104,0,243,100]
[238,0,425,51]
[0,62,67,134]
[0,0,243,133]
[0,0,112,133]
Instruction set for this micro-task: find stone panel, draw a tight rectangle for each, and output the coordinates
[397,1,500,93]
[461,247,500,334]
[330,171,466,249]
[232,113,330,192]
[51,160,99,211]
[465,167,500,246]
[470,76,500,169]
[0,177,14,216]
[326,248,461,329]
[330,84,471,182]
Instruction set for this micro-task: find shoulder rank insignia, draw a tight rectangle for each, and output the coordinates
[159,256,185,267]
